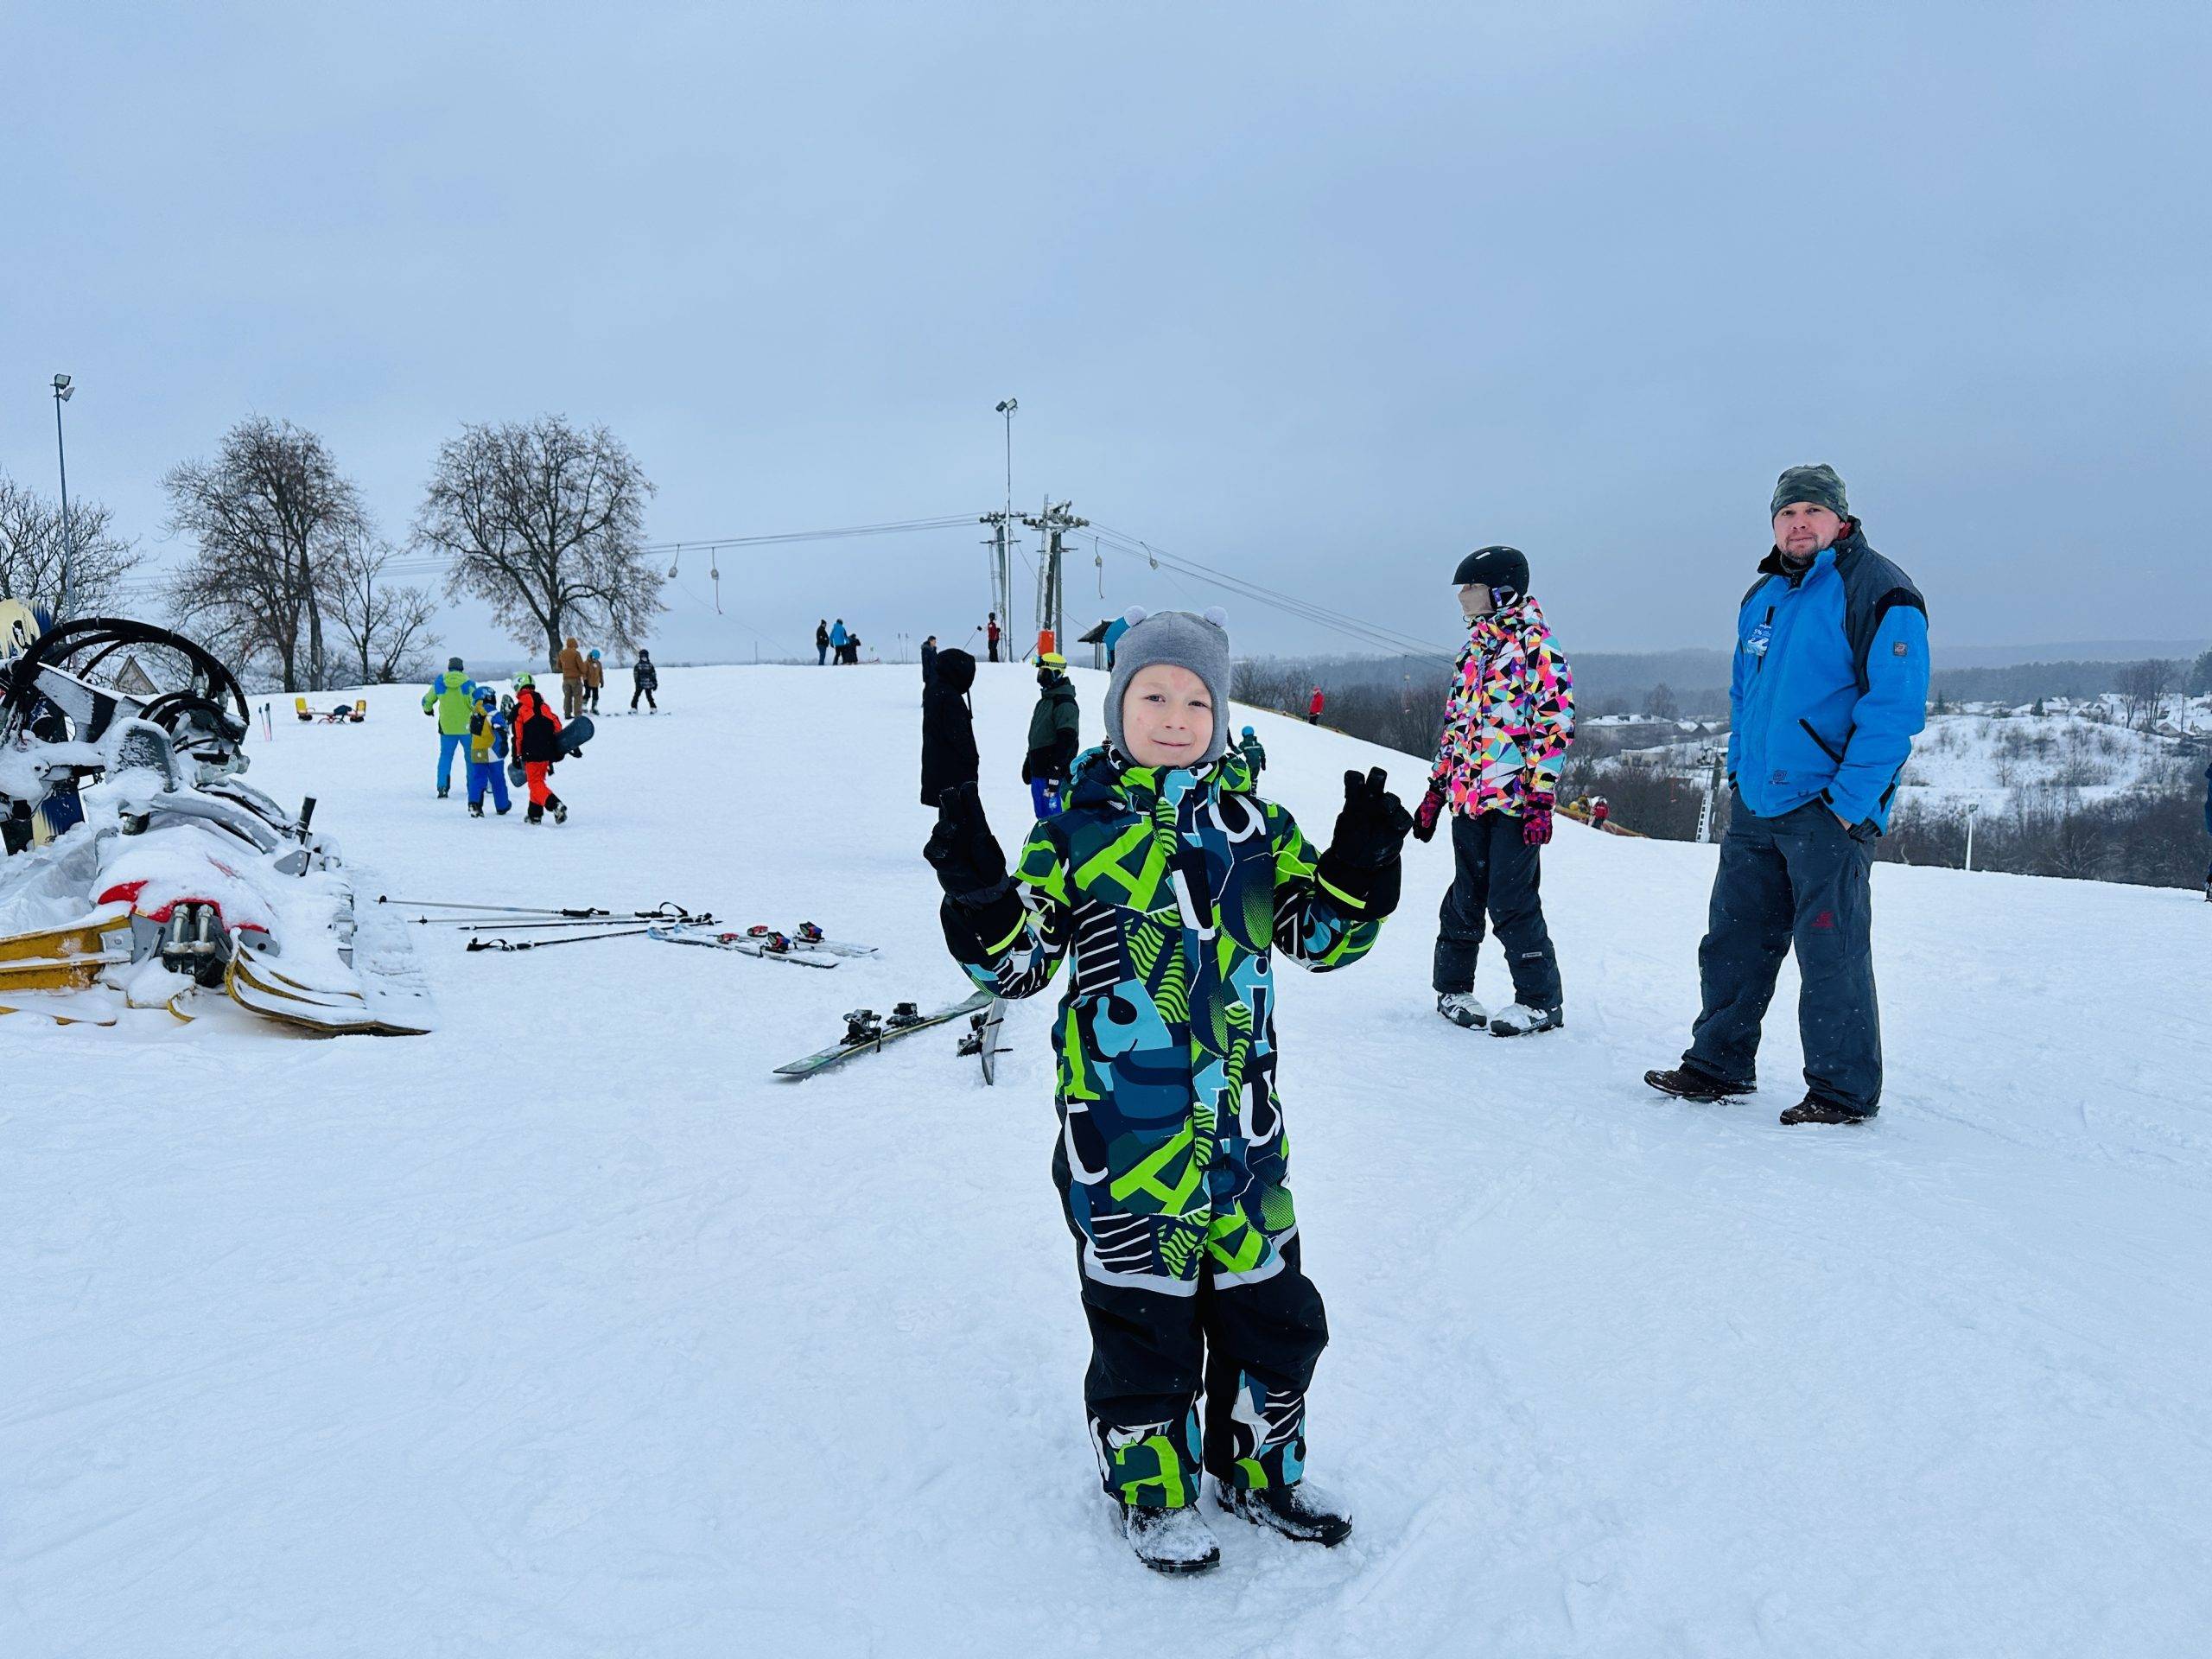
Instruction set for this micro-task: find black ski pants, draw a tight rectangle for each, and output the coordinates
[1432,809,1561,1010]
[630,686,656,710]
[1056,1149,1326,1504]
[1684,796,1882,1115]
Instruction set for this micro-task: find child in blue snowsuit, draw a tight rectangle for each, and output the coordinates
[466,686,512,817]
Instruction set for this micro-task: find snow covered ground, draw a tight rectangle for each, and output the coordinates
[6,663,2209,1657]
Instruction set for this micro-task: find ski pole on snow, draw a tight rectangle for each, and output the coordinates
[439,914,718,932]
[379,897,613,918]
[465,925,657,954]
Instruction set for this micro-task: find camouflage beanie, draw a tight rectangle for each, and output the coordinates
[1770,463,1849,521]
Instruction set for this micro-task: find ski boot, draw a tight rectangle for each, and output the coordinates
[1214,1478,1352,1547]
[467,801,485,819]
[1117,1502,1221,1575]
[1435,991,1489,1030]
[1489,1003,1562,1037]
[841,1009,884,1046]
[1643,1065,1754,1103]
[885,1001,924,1030]
[1779,1096,1870,1127]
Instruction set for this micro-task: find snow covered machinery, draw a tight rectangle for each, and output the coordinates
[0,607,431,1033]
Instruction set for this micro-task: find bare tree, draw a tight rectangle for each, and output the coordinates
[1647,682,1680,721]
[2114,659,2175,732]
[0,472,145,619]
[415,416,660,666]
[330,542,442,685]
[161,418,372,691]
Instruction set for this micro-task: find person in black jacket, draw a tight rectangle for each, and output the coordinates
[1024,651,1081,817]
[920,634,939,702]
[630,650,659,713]
[920,647,980,808]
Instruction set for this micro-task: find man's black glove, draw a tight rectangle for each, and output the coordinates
[1315,766,1412,918]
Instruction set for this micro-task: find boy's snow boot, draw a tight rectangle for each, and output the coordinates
[467,801,485,818]
[437,785,449,799]
[1643,1065,1753,1103]
[1215,1479,1352,1547]
[496,804,512,816]
[1779,1096,1870,1126]
[525,804,543,825]
[1117,1502,1221,1575]
[1489,1003,1562,1037]
[1435,991,1489,1030]
[550,796,569,825]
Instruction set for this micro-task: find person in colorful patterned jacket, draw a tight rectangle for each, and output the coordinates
[1412,545,1576,1035]
[925,606,1412,1577]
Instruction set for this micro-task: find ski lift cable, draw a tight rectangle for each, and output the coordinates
[1089,521,1445,651]
[1089,526,1451,658]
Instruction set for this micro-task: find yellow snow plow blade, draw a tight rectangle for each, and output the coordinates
[0,912,131,991]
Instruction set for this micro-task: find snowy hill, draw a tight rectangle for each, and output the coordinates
[7,663,2209,1656]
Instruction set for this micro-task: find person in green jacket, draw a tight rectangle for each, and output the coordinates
[925,606,1412,1576]
[1024,650,1081,816]
[420,657,479,799]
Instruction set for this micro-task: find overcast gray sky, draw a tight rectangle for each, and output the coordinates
[7,1,2207,665]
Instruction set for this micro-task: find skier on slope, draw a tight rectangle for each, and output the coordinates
[464,685,512,818]
[510,673,570,825]
[631,650,658,714]
[1237,724,1267,779]
[1411,545,1577,1036]
[420,657,479,800]
[925,607,1413,1576]
[918,646,979,808]
[1643,464,1929,1125]
[1023,651,1081,817]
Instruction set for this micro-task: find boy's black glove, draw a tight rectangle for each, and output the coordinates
[925,783,1011,906]
[925,784,1024,963]
[1316,767,1412,918]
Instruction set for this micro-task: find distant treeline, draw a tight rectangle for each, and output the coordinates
[1235,652,2210,892]
[1250,648,2212,722]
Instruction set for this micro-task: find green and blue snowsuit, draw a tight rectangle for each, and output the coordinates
[944,747,1389,1507]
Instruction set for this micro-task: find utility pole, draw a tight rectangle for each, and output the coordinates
[979,512,1014,639]
[51,374,75,619]
[1021,498,1086,652]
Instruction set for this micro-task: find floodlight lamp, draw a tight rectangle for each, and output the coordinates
[53,373,73,400]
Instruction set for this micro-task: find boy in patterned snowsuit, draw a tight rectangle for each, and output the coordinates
[925,607,1412,1575]
[1412,545,1576,1035]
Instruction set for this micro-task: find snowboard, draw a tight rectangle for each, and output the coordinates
[957,997,1010,1084]
[558,715,595,756]
[774,990,994,1079]
[648,925,839,969]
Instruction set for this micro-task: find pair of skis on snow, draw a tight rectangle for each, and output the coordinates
[647,921,876,969]
[773,990,1007,1082]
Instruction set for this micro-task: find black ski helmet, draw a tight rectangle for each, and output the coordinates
[1452,545,1530,604]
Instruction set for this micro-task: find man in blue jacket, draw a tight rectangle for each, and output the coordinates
[1646,465,1929,1125]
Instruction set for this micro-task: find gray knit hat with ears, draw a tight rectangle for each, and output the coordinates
[1104,606,1233,766]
